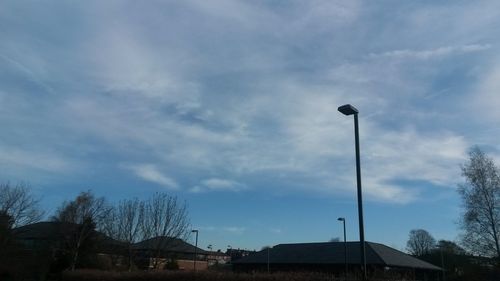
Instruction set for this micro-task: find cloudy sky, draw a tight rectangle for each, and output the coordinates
[2,0,500,251]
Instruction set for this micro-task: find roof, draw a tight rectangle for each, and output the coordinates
[133,236,209,255]
[207,250,230,257]
[233,241,441,271]
[13,221,81,240]
[13,222,206,256]
[13,221,128,252]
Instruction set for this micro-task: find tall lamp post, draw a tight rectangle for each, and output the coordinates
[192,229,199,272]
[338,104,366,281]
[338,217,347,279]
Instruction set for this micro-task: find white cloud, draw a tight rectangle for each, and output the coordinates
[190,178,246,193]
[0,145,74,174]
[0,0,494,206]
[471,59,500,122]
[223,226,246,234]
[270,228,282,234]
[123,163,179,189]
[198,225,246,235]
[369,44,491,60]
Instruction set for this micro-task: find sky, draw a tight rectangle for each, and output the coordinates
[2,0,500,252]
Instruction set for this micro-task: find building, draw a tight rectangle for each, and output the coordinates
[13,221,127,255]
[132,236,210,270]
[206,250,230,266]
[227,248,256,262]
[12,222,208,271]
[232,241,442,280]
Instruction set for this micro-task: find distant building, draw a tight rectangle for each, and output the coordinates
[227,248,256,262]
[132,236,210,270]
[13,221,126,255]
[12,221,128,271]
[12,222,210,271]
[232,241,442,280]
[206,250,230,266]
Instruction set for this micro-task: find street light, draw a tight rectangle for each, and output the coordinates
[338,104,367,281]
[192,230,199,272]
[338,217,347,279]
[267,247,270,273]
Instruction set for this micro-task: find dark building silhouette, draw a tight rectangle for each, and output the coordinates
[233,241,442,280]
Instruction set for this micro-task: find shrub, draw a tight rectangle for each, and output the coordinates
[59,269,414,281]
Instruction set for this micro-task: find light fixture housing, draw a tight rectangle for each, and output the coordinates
[338,104,359,115]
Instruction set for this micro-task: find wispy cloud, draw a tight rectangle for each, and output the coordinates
[222,226,246,234]
[269,228,282,234]
[123,164,179,189]
[0,0,498,206]
[190,178,246,193]
[0,145,74,174]
[198,225,246,235]
[369,44,492,60]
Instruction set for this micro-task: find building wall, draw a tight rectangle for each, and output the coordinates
[177,259,208,271]
[148,257,208,271]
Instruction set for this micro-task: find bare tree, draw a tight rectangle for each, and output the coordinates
[140,192,190,269]
[0,183,44,227]
[329,237,341,242]
[102,198,145,271]
[406,229,436,256]
[436,240,465,255]
[0,211,14,252]
[52,190,110,270]
[458,147,500,259]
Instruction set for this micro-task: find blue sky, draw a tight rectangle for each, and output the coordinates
[2,0,500,252]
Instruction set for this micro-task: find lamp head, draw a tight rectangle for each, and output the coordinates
[192,229,198,233]
[337,217,345,221]
[338,104,358,115]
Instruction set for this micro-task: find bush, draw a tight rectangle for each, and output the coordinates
[58,269,415,281]
[164,258,179,270]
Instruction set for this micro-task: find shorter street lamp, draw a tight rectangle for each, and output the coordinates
[338,217,348,280]
[227,245,233,262]
[192,230,199,271]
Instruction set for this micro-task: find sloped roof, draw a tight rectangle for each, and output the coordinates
[13,221,81,240]
[133,236,209,255]
[233,241,441,271]
[13,221,128,252]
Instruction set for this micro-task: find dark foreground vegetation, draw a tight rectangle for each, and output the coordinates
[61,270,334,281]
[57,270,422,281]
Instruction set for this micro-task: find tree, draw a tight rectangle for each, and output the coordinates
[0,211,14,255]
[102,198,145,271]
[436,240,466,255]
[406,229,436,256]
[52,190,110,270]
[458,147,500,259]
[329,237,341,242]
[140,192,190,269]
[0,183,44,227]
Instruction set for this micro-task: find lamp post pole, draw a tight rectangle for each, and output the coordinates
[267,247,270,273]
[192,230,199,272]
[338,104,367,281]
[338,217,347,279]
